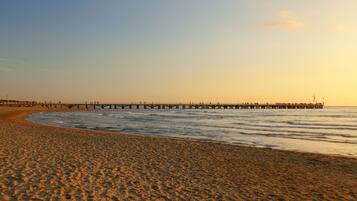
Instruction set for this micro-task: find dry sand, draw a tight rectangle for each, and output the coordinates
[0,107,357,200]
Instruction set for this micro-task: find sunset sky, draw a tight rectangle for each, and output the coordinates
[0,0,356,105]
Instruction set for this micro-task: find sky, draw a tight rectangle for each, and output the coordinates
[0,0,356,105]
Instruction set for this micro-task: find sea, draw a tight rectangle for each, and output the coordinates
[28,107,357,157]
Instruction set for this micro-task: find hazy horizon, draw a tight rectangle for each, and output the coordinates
[1,0,357,106]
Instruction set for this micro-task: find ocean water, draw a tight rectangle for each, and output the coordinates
[28,107,357,157]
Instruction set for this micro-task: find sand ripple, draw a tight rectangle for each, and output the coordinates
[1,107,357,200]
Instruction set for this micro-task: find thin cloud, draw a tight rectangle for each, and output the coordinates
[331,24,351,33]
[258,10,305,31]
[258,19,304,30]
[0,58,13,72]
[0,58,28,72]
[0,66,13,72]
[276,10,292,18]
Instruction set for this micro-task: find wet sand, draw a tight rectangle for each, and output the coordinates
[0,107,357,200]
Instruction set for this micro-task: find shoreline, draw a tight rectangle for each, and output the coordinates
[1,107,357,200]
[26,107,357,160]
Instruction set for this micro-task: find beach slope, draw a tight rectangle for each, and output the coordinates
[0,107,356,200]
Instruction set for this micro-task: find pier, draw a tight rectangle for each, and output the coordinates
[86,103,324,110]
[0,100,37,107]
[0,100,324,110]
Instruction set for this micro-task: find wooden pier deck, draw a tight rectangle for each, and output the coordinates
[0,100,324,110]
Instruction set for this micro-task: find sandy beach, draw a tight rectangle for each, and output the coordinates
[0,107,357,200]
